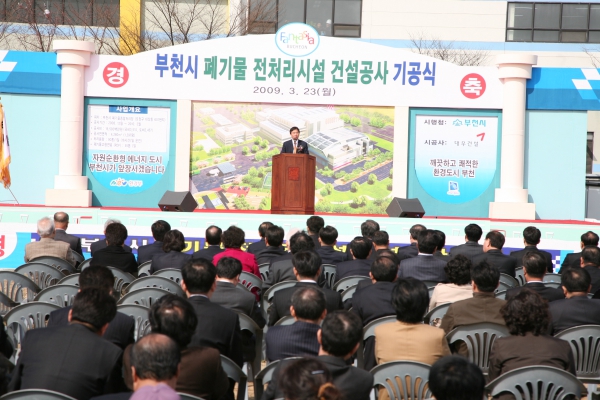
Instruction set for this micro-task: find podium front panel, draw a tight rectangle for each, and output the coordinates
[271,154,316,214]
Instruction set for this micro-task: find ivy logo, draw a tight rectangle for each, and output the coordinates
[275,23,320,57]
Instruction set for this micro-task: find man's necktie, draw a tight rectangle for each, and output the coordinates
[293,140,297,154]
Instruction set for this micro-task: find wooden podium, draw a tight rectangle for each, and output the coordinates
[271,153,316,215]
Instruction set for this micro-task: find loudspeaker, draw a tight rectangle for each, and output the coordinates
[386,197,425,218]
[158,191,198,212]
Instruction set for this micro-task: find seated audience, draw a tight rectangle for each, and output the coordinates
[246,221,273,255]
[472,231,517,277]
[278,358,342,400]
[24,217,75,266]
[429,254,473,309]
[581,246,600,294]
[53,212,83,256]
[9,288,123,399]
[256,225,287,265]
[334,237,374,283]
[136,220,171,265]
[265,286,326,361]
[398,229,447,283]
[91,222,138,276]
[429,356,485,400]
[448,223,483,261]
[506,252,564,302]
[509,226,553,272]
[372,231,391,257]
[91,219,132,256]
[316,226,347,266]
[268,251,342,326]
[349,256,397,325]
[561,230,599,271]
[181,258,243,367]
[433,230,450,262]
[192,225,224,261]
[306,215,324,249]
[396,224,426,262]
[345,219,380,260]
[550,267,600,334]
[213,226,260,277]
[150,230,192,273]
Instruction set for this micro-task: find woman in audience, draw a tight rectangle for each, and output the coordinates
[429,254,473,309]
[213,225,260,277]
[279,358,342,400]
[150,230,192,273]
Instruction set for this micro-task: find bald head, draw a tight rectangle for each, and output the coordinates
[130,333,180,388]
[54,212,69,229]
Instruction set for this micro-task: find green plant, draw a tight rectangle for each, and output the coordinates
[350,117,361,127]
[351,181,359,192]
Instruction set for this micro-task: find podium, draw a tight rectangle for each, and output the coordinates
[271,153,316,215]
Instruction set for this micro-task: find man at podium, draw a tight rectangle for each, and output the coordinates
[280,126,310,155]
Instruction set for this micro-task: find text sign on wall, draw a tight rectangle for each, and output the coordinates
[86,104,170,194]
[414,115,498,204]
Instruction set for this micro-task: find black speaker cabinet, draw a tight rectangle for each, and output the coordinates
[158,191,198,212]
[386,197,425,218]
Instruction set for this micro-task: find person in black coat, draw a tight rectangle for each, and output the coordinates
[192,225,225,261]
[448,223,484,261]
[561,231,599,271]
[91,222,138,276]
[256,225,287,265]
[349,256,397,325]
[472,231,517,278]
[137,220,171,265]
[306,216,324,249]
[344,219,380,261]
[53,212,83,256]
[506,252,564,303]
[551,268,600,334]
[396,224,427,262]
[398,229,447,283]
[316,226,347,266]
[509,226,553,272]
[246,222,273,255]
[90,219,132,256]
[335,237,374,283]
[150,230,192,273]
[280,126,309,154]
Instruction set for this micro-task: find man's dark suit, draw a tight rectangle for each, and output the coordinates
[398,255,447,282]
[264,253,327,289]
[334,259,373,283]
[256,246,287,265]
[187,295,244,367]
[193,245,225,261]
[350,281,396,326]
[433,250,450,262]
[136,241,164,265]
[510,245,553,272]
[176,346,229,400]
[448,241,483,261]
[561,251,583,271]
[396,243,418,262]
[584,264,600,294]
[268,281,342,326]
[308,234,321,249]
[280,139,309,154]
[90,240,132,256]
[91,245,138,276]
[48,306,135,350]
[317,246,347,266]
[211,281,265,328]
[9,324,123,399]
[55,229,83,256]
[150,251,192,273]
[472,250,517,278]
[549,295,600,334]
[247,239,267,255]
[506,282,565,303]
[265,321,320,361]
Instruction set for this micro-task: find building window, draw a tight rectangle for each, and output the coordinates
[249,0,361,37]
[507,2,600,43]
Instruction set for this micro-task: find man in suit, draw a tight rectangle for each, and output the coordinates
[472,231,517,278]
[265,286,325,361]
[24,217,75,266]
[48,265,135,350]
[396,224,426,262]
[433,230,450,262]
[448,223,484,261]
[398,229,447,283]
[344,219,380,260]
[246,221,273,255]
[506,252,564,302]
[372,230,390,256]
[280,126,309,154]
[10,288,123,398]
[306,216,324,249]
[581,246,600,294]
[561,231,600,272]
[316,225,346,266]
[349,256,397,325]
[192,225,224,261]
[91,222,138,276]
[181,258,244,367]
[510,226,553,272]
[335,237,374,283]
[255,225,286,265]
[550,268,600,334]
[91,219,133,256]
[137,220,170,265]
[262,311,374,400]
[268,250,342,326]
[429,356,486,400]
[53,212,82,256]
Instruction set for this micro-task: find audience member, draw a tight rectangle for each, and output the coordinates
[396,224,426,262]
[213,226,259,277]
[432,230,450,262]
[398,229,447,283]
[268,250,342,326]
[306,216,324,249]
[349,256,397,325]
[334,237,374,283]
[344,219,380,260]
[429,356,485,400]
[53,212,83,256]
[48,265,135,350]
[372,231,390,257]
[351,249,400,293]
[581,246,600,294]
[91,222,138,276]
[448,223,483,261]
[316,226,347,265]
[472,231,517,277]
[256,225,287,265]
[265,286,326,361]
[24,217,75,266]
[91,219,132,256]
[181,258,243,367]
[246,221,273,255]
[137,220,171,265]
[9,288,123,398]
[150,230,192,273]
[278,358,342,400]
[506,252,564,302]
[561,230,599,270]
[429,254,473,309]
[550,268,600,334]
[192,225,224,261]
[509,226,553,272]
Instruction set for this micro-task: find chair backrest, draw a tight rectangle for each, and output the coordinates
[341,285,358,303]
[423,303,451,325]
[421,280,439,288]
[322,265,337,289]
[71,251,84,264]
[5,302,61,361]
[220,355,247,400]
[555,324,600,380]
[496,281,512,293]
[445,322,510,374]
[138,261,152,277]
[259,264,270,281]
[515,267,525,286]
[261,281,298,317]
[332,275,369,293]
[153,268,183,284]
[499,273,519,288]
[117,304,152,342]
[107,267,135,296]
[371,361,432,400]
[177,394,205,400]
[0,271,41,306]
[15,263,66,290]
[357,315,397,369]
[57,274,80,286]
[34,285,79,307]
[544,273,562,283]
[236,312,263,382]
[495,290,507,300]
[29,256,75,274]
[0,292,17,316]
[126,276,185,297]
[485,365,586,400]
[0,389,78,400]
[239,271,263,293]
[274,315,295,326]
[545,282,561,289]
[117,287,170,307]
[78,258,92,272]
[254,357,303,400]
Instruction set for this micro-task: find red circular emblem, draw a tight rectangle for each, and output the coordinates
[103,62,129,88]
[460,73,486,99]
